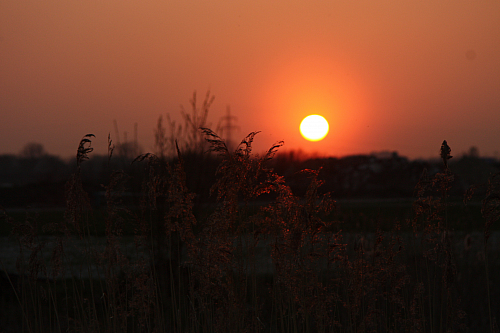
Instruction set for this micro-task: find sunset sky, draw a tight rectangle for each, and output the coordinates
[1,1,499,160]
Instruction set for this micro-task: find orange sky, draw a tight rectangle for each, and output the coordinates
[1,1,499,160]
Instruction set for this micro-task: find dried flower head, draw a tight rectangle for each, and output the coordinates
[440,140,453,168]
[76,134,95,166]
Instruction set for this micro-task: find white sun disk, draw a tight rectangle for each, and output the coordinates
[300,115,329,141]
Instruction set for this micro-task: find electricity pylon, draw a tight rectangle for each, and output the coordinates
[219,105,239,151]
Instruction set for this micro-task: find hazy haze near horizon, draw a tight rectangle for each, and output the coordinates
[1,1,499,160]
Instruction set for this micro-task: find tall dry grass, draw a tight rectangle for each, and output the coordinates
[1,131,499,332]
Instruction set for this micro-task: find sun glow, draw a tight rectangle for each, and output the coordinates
[300,115,329,141]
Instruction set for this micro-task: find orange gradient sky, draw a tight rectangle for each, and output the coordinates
[1,1,500,160]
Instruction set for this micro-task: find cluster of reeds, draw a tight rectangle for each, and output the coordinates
[2,129,499,332]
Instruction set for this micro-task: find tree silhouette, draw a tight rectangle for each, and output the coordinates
[20,142,46,159]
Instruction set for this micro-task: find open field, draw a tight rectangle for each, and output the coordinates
[2,229,500,277]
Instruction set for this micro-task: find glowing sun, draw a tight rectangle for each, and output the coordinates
[300,115,329,141]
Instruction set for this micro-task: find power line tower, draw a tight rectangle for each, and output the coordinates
[219,105,239,151]
[112,120,140,158]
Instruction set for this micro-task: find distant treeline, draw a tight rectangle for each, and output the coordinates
[1,150,499,208]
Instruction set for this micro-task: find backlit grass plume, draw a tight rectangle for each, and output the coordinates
[440,140,453,169]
